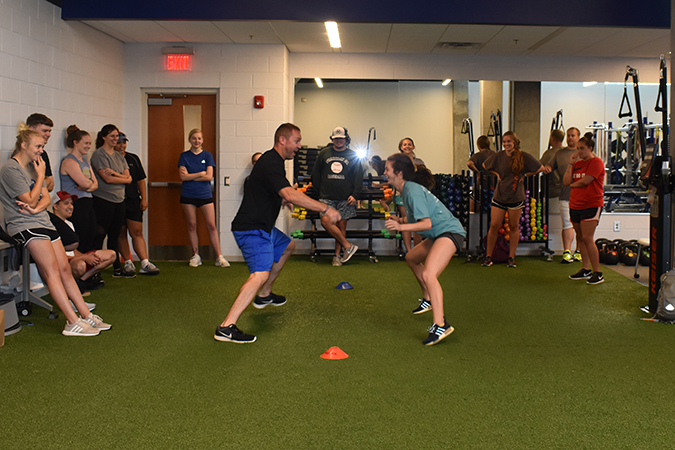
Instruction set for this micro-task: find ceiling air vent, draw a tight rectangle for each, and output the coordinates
[437,42,480,50]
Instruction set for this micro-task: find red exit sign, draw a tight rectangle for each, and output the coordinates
[165,54,192,71]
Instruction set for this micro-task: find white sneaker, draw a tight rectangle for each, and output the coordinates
[140,261,160,275]
[189,254,202,267]
[215,255,230,267]
[332,256,342,267]
[124,260,136,273]
[70,300,96,312]
[340,244,359,263]
[62,318,100,336]
[16,281,45,292]
[84,313,111,331]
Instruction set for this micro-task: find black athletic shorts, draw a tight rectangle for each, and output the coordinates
[434,231,464,252]
[180,196,214,207]
[491,199,525,211]
[570,207,602,223]
[125,197,144,223]
[12,228,60,246]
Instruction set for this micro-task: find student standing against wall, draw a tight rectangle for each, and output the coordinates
[115,133,160,275]
[91,124,134,278]
[26,113,55,192]
[178,128,229,268]
[60,125,98,253]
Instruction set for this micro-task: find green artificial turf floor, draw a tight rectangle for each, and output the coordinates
[0,255,671,449]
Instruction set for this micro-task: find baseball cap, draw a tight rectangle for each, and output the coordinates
[51,190,78,204]
[330,127,348,140]
[117,133,129,143]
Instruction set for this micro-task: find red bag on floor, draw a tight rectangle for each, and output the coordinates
[483,235,510,264]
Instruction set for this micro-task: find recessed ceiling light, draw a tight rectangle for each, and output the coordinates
[442,79,452,86]
[315,77,324,88]
[325,22,341,49]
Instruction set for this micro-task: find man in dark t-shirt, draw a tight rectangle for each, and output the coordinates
[215,123,341,344]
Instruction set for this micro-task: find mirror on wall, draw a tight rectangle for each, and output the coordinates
[293,78,671,175]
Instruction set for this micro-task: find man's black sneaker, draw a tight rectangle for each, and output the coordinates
[587,272,605,285]
[253,293,287,309]
[214,324,257,343]
[569,269,592,280]
[90,273,104,287]
[113,268,136,279]
[482,256,493,267]
[423,319,454,346]
[81,276,104,291]
[412,299,431,314]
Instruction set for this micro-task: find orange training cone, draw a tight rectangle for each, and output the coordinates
[320,346,349,360]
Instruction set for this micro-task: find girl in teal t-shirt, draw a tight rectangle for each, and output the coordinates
[384,154,466,346]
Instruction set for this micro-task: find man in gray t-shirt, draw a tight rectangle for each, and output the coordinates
[540,129,565,199]
[544,126,581,263]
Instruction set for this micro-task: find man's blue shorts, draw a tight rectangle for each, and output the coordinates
[232,228,291,273]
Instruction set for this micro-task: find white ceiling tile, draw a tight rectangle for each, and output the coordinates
[82,20,137,43]
[213,21,282,44]
[270,22,333,53]
[339,23,391,53]
[93,20,183,43]
[157,21,233,43]
[438,24,504,45]
[618,35,670,58]
[528,27,620,56]
[477,26,562,55]
[387,24,448,53]
[577,28,669,57]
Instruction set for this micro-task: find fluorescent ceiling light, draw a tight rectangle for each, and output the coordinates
[325,21,341,48]
[315,77,324,88]
[582,81,598,87]
[442,79,452,86]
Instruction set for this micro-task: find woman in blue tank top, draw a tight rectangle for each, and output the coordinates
[60,125,98,252]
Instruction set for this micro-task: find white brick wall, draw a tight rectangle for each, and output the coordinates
[123,43,290,259]
[0,0,124,170]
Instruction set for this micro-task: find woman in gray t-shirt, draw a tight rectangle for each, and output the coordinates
[0,128,110,336]
[90,124,132,277]
[482,131,543,268]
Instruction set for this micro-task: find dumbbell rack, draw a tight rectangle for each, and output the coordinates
[430,172,472,255]
[520,174,553,260]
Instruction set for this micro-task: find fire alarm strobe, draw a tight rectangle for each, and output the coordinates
[254,96,264,109]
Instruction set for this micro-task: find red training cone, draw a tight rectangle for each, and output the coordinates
[320,346,349,360]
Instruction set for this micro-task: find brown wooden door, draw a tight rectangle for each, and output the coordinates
[147,93,217,260]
